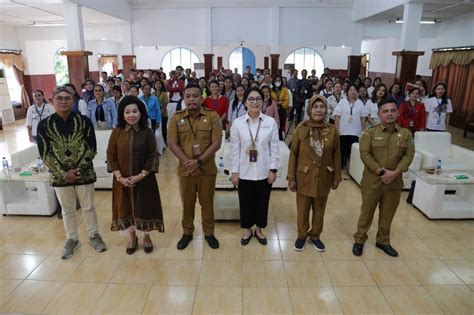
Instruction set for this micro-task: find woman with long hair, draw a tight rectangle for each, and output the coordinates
[425,82,453,132]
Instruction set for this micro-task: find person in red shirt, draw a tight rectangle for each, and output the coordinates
[203,80,229,130]
[398,86,426,134]
[166,70,185,102]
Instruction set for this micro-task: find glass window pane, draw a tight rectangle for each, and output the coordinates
[162,48,199,75]
[285,48,324,79]
[229,48,243,75]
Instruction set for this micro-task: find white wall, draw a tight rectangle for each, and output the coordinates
[433,13,474,48]
[0,25,20,49]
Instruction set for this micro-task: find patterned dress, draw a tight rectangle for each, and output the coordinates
[107,126,164,232]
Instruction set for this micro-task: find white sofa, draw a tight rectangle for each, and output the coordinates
[414,131,474,170]
[349,142,422,189]
[94,129,114,189]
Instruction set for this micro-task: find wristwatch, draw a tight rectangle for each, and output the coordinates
[197,158,203,166]
[378,169,386,176]
[270,169,278,174]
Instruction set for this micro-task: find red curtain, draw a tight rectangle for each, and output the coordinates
[12,65,31,111]
[431,61,474,128]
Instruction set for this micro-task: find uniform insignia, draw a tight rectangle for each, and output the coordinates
[177,119,186,126]
[203,119,208,123]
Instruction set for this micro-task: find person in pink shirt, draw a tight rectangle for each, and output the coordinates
[261,85,280,129]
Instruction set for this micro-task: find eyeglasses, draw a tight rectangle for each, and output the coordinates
[247,97,262,103]
[94,89,103,92]
[54,96,73,102]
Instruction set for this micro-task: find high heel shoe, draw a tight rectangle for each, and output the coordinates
[126,236,138,255]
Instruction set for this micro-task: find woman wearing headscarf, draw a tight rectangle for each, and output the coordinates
[287,95,341,252]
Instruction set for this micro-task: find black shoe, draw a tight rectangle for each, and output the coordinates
[293,238,306,251]
[309,238,325,252]
[205,235,220,249]
[352,243,364,256]
[241,232,252,246]
[126,236,138,255]
[376,243,398,257]
[177,234,193,250]
[144,240,153,254]
[254,231,267,245]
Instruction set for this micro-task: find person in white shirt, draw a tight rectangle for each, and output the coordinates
[326,82,345,124]
[367,77,382,98]
[425,82,453,131]
[333,84,368,169]
[230,87,280,246]
[26,89,55,143]
[227,84,247,127]
[365,83,388,127]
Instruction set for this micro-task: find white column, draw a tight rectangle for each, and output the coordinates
[204,8,212,53]
[271,6,279,54]
[351,22,363,55]
[63,2,85,51]
[400,2,423,51]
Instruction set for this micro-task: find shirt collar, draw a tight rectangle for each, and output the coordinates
[381,123,400,133]
[245,112,263,121]
[182,107,206,118]
[52,111,75,123]
[125,124,140,132]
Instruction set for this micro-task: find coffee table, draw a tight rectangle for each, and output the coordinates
[411,170,474,219]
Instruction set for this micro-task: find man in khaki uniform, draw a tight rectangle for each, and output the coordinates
[168,83,222,250]
[353,99,414,257]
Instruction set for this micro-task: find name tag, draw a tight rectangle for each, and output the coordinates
[177,119,186,126]
[374,136,384,140]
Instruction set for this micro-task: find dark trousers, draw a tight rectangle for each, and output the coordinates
[161,116,168,144]
[238,179,272,229]
[295,101,305,125]
[340,135,359,168]
[150,119,157,132]
[278,107,287,141]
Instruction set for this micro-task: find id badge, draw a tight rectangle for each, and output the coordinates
[249,149,258,162]
[348,117,353,124]
[409,120,414,128]
[192,143,201,158]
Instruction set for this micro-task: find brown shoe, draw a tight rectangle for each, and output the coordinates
[126,236,138,255]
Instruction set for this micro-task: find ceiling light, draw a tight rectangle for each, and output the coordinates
[32,22,65,27]
[139,45,143,48]
[394,18,437,24]
[341,45,345,48]
[101,37,106,41]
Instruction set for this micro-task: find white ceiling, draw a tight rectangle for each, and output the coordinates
[365,1,474,21]
[0,0,128,26]
[129,0,354,9]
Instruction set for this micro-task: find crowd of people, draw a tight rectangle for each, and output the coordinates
[28,63,451,260]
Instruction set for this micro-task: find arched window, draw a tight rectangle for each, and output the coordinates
[161,47,200,76]
[53,48,69,86]
[229,47,256,75]
[284,48,324,78]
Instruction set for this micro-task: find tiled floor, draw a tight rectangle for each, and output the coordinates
[0,120,473,314]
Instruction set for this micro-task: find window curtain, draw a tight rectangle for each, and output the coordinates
[0,52,30,110]
[430,50,474,128]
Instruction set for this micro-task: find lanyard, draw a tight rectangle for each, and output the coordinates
[247,117,261,147]
[348,100,355,116]
[234,102,243,119]
[211,97,219,111]
[34,103,46,120]
[187,115,201,140]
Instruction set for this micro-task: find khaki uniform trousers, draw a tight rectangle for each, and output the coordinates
[179,175,216,236]
[353,187,401,245]
[54,183,99,241]
[296,194,328,240]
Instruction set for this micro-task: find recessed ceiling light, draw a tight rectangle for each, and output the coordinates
[341,45,345,48]
[139,45,143,48]
[32,22,65,27]
[101,37,106,41]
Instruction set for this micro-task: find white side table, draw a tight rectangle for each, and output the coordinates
[412,170,474,219]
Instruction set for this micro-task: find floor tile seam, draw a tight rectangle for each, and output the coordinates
[378,283,444,314]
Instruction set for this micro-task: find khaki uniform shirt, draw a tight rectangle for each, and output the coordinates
[168,107,222,176]
[359,124,415,189]
[288,123,342,198]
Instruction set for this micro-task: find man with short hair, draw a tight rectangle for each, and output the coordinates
[168,83,222,250]
[129,69,141,88]
[294,69,313,124]
[352,99,414,257]
[37,86,107,259]
[99,71,108,89]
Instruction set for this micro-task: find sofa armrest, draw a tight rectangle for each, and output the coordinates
[452,145,474,169]
[415,148,438,168]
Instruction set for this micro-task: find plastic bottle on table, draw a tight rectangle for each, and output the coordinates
[36,157,45,172]
[435,159,442,176]
[2,157,10,178]
[218,157,224,173]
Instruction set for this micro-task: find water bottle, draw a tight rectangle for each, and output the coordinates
[36,157,45,172]
[2,157,10,178]
[435,159,442,176]
[218,157,224,173]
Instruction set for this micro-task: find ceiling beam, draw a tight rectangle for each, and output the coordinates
[69,0,131,22]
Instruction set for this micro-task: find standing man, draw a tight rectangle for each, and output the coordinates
[352,99,414,257]
[37,86,107,259]
[129,69,141,88]
[294,69,313,124]
[99,71,108,89]
[168,83,222,250]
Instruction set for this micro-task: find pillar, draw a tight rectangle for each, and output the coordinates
[60,51,92,91]
[121,55,136,80]
[400,2,423,51]
[217,56,223,70]
[392,51,425,88]
[264,56,269,70]
[64,3,85,51]
[270,54,280,78]
[204,54,214,79]
[347,55,363,80]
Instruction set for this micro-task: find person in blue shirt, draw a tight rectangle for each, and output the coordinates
[387,83,405,108]
[86,84,117,129]
[140,83,161,131]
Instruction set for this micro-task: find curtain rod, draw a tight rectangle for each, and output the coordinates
[432,46,473,52]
